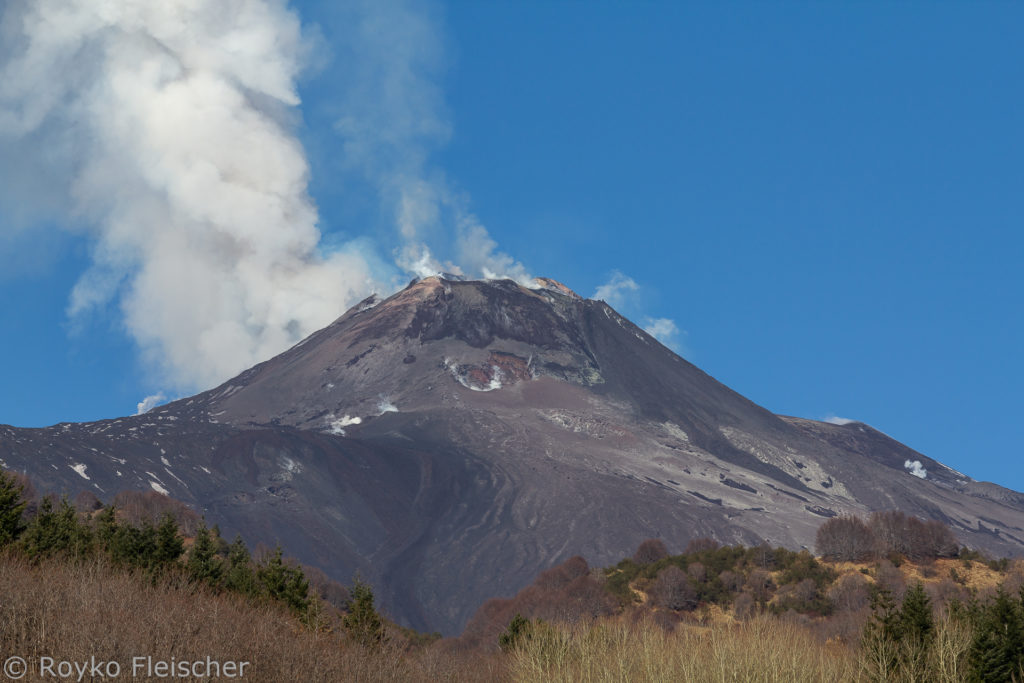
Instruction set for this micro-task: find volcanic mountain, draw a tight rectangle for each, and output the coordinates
[3,275,1024,633]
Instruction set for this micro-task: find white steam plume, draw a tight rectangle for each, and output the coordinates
[643,317,681,350]
[593,272,640,309]
[0,0,380,390]
[136,393,166,416]
[331,0,530,284]
[594,271,685,353]
[904,460,928,479]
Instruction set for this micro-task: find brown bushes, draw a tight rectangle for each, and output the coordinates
[816,511,959,563]
[459,556,615,651]
[632,539,669,564]
[0,551,505,682]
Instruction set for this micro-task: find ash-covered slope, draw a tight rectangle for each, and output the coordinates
[3,276,1024,634]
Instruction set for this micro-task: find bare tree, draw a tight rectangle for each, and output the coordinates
[816,515,875,561]
[633,539,669,564]
[651,566,698,611]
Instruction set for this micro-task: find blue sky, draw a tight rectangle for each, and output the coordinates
[0,1,1022,490]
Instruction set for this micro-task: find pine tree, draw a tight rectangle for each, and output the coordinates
[900,582,934,646]
[256,547,310,614]
[499,613,534,652]
[221,535,258,597]
[968,589,1024,682]
[93,505,118,551]
[343,577,385,647]
[0,470,27,546]
[898,582,935,679]
[187,524,223,585]
[861,584,901,679]
[153,513,184,566]
[110,519,158,568]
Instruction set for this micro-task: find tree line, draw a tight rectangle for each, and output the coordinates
[0,469,386,643]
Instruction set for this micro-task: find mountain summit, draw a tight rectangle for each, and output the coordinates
[3,275,1024,633]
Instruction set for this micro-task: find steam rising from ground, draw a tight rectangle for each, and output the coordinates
[0,0,674,407]
[0,0,378,390]
[594,271,683,352]
[904,460,927,479]
[330,0,530,284]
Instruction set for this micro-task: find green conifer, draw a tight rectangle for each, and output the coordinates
[343,577,385,647]
[0,470,27,546]
[187,524,223,585]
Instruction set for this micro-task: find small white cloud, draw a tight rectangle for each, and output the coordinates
[136,393,166,415]
[824,414,857,425]
[904,460,927,479]
[592,272,639,309]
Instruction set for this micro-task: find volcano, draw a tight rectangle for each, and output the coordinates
[3,275,1024,634]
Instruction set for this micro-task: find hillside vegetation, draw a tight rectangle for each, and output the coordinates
[5,469,1024,681]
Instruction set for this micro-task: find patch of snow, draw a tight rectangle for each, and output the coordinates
[941,462,971,480]
[377,397,399,414]
[161,456,171,467]
[904,460,927,479]
[164,467,188,487]
[149,480,169,495]
[200,466,211,474]
[70,463,90,480]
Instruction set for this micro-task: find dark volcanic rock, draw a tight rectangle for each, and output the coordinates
[3,275,1024,635]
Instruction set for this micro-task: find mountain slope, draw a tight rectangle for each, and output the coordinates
[3,275,1024,633]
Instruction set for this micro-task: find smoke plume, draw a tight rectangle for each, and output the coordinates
[0,0,383,390]
[0,0,535,396]
[329,0,530,284]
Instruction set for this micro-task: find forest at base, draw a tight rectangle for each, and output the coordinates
[4,468,1024,682]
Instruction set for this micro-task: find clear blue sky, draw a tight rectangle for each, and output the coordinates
[1,1,1022,490]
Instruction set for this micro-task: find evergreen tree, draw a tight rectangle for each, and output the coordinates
[256,547,310,614]
[153,513,185,566]
[0,470,27,546]
[898,582,935,680]
[19,497,88,558]
[343,577,385,647]
[221,535,258,597]
[110,519,158,569]
[968,589,1024,682]
[187,524,223,585]
[499,613,534,652]
[861,584,901,679]
[93,505,118,551]
[900,582,934,647]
